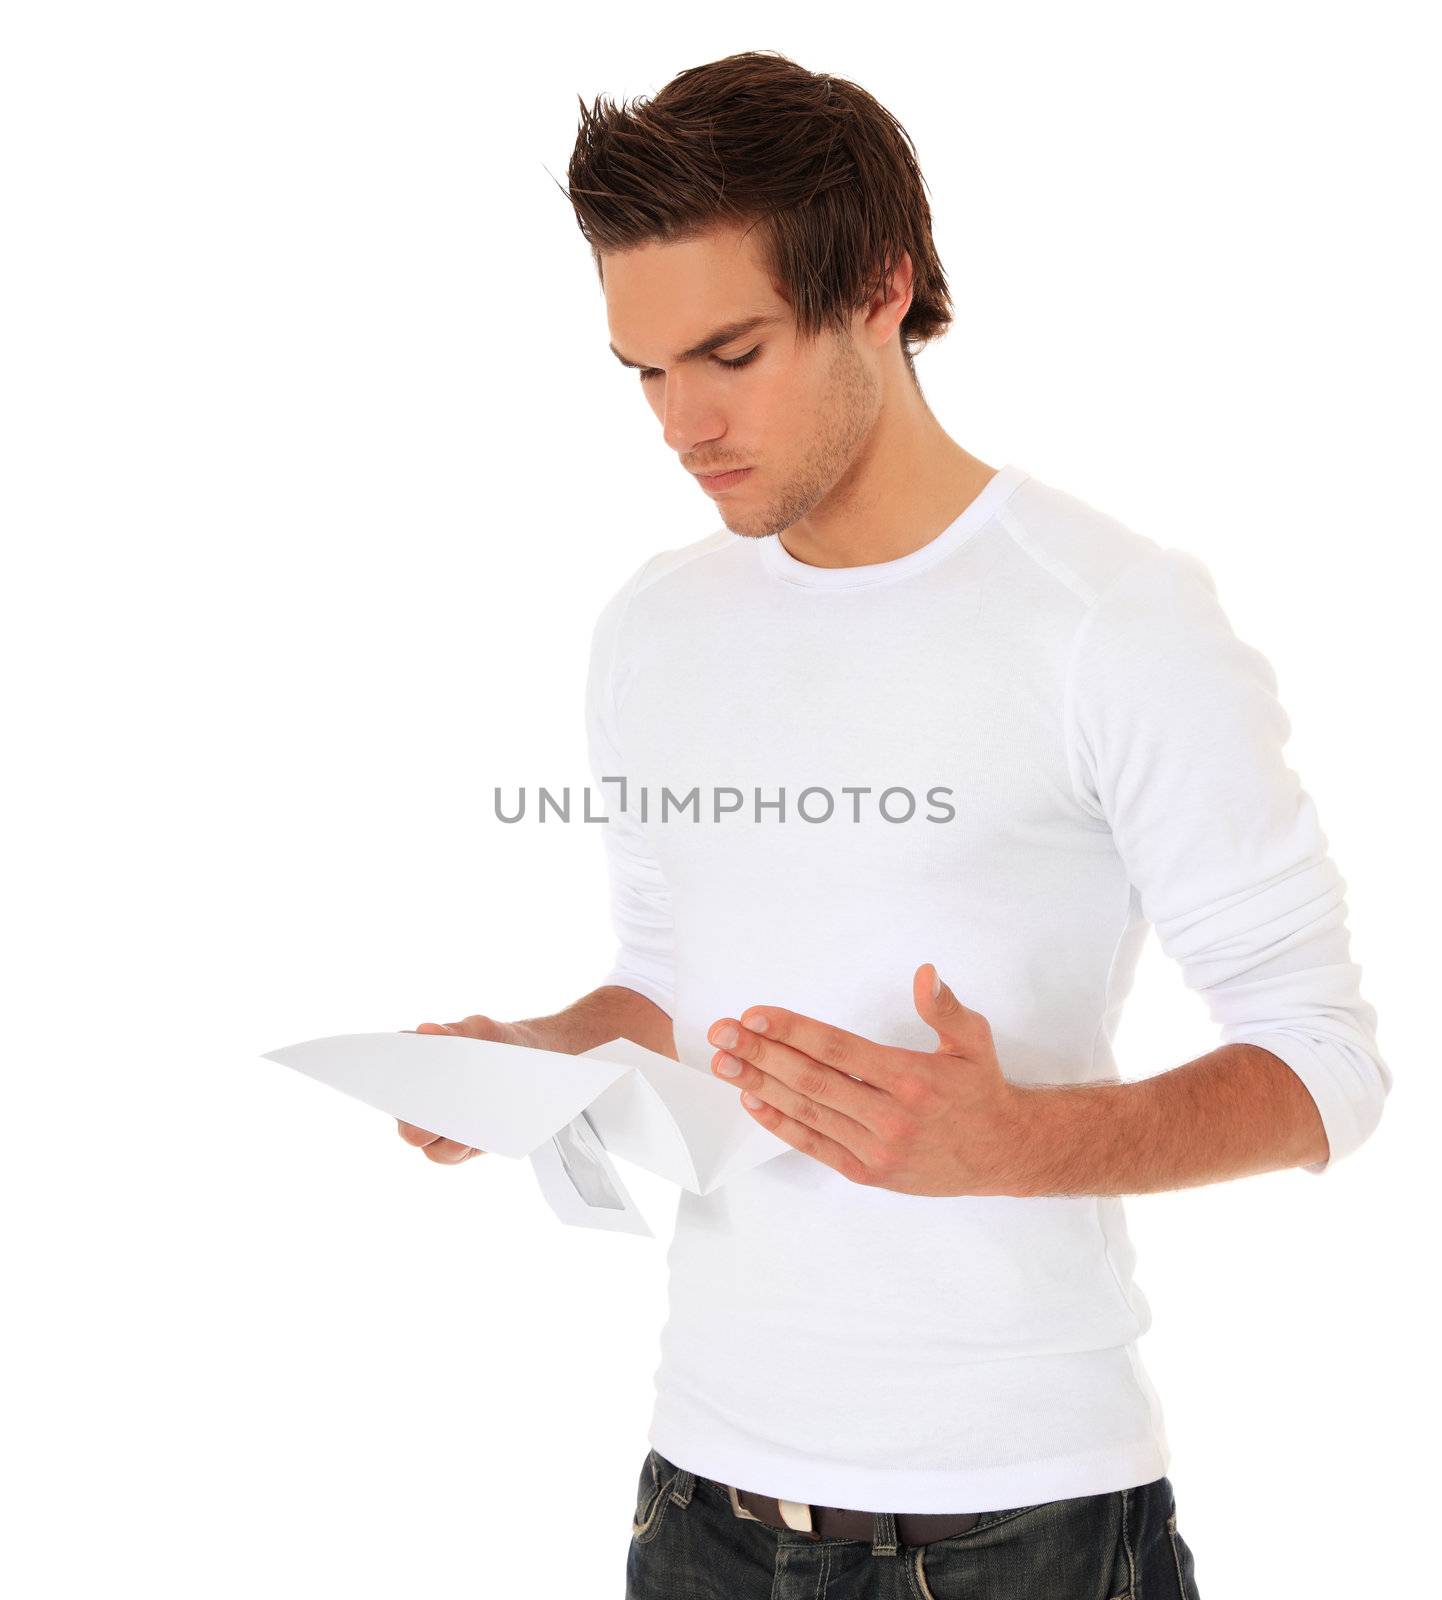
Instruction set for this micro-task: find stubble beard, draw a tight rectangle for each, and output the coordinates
[722,335,881,541]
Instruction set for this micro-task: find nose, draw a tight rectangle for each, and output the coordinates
[658,373,725,460]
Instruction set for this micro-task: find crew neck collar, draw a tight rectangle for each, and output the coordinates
[758,462,1028,590]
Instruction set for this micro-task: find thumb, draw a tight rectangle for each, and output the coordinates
[913,963,984,1054]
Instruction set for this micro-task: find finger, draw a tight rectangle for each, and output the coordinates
[736,1091,871,1186]
[713,1047,885,1164]
[423,1137,480,1164]
[707,1018,889,1130]
[415,1022,455,1035]
[723,1007,908,1093]
[397,1120,442,1146]
[913,964,991,1054]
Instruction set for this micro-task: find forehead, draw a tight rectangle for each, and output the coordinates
[602,222,786,353]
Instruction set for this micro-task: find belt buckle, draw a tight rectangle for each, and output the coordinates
[727,1483,765,1523]
[726,1483,815,1534]
[777,1498,815,1533]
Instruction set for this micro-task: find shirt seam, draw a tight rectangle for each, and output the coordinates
[759,468,1028,591]
[992,500,1166,824]
[1059,545,1180,821]
[993,502,1098,608]
[760,527,994,590]
[607,531,737,726]
[605,553,663,744]
[1088,879,1150,1341]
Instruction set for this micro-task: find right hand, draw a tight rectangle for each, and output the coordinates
[397,1014,534,1164]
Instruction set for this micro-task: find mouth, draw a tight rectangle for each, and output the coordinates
[694,466,754,494]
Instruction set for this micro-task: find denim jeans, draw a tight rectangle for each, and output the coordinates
[626,1447,1201,1599]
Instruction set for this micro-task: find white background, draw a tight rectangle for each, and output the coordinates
[3,4,1436,1595]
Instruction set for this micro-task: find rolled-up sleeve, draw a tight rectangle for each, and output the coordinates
[584,562,676,1017]
[1064,546,1390,1173]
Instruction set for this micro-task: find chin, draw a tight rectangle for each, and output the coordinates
[716,503,770,539]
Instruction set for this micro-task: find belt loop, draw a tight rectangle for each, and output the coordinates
[670,1466,696,1507]
[871,1509,898,1556]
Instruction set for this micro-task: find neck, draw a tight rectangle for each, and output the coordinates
[779,389,997,570]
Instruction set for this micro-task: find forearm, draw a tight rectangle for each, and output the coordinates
[510,984,677,1060]
[1007,1042,1329,1196]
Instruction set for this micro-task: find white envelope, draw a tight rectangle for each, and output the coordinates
[262,1032,790,1236]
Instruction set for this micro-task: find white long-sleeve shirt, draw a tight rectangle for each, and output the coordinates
[583,460,1389,1514]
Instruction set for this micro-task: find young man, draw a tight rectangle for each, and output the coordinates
[402,51,1389,1599]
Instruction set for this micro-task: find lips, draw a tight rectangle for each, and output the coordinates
[696,466,754,493]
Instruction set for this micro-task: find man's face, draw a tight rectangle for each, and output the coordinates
[602,221,881,539]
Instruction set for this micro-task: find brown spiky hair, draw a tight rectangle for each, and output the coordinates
[563,50,954,387]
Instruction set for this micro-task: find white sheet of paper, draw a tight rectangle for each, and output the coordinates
[262,1031,790,1232]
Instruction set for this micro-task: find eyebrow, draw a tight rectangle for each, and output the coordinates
[609,314,782,371]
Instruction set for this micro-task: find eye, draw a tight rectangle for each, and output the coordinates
[637,347,762,381]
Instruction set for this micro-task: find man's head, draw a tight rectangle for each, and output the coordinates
[564,51,954,539]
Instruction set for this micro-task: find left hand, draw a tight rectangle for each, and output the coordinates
[706,964,1028,1197]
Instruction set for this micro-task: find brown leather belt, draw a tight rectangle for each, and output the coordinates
[726,1480,984,1544]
